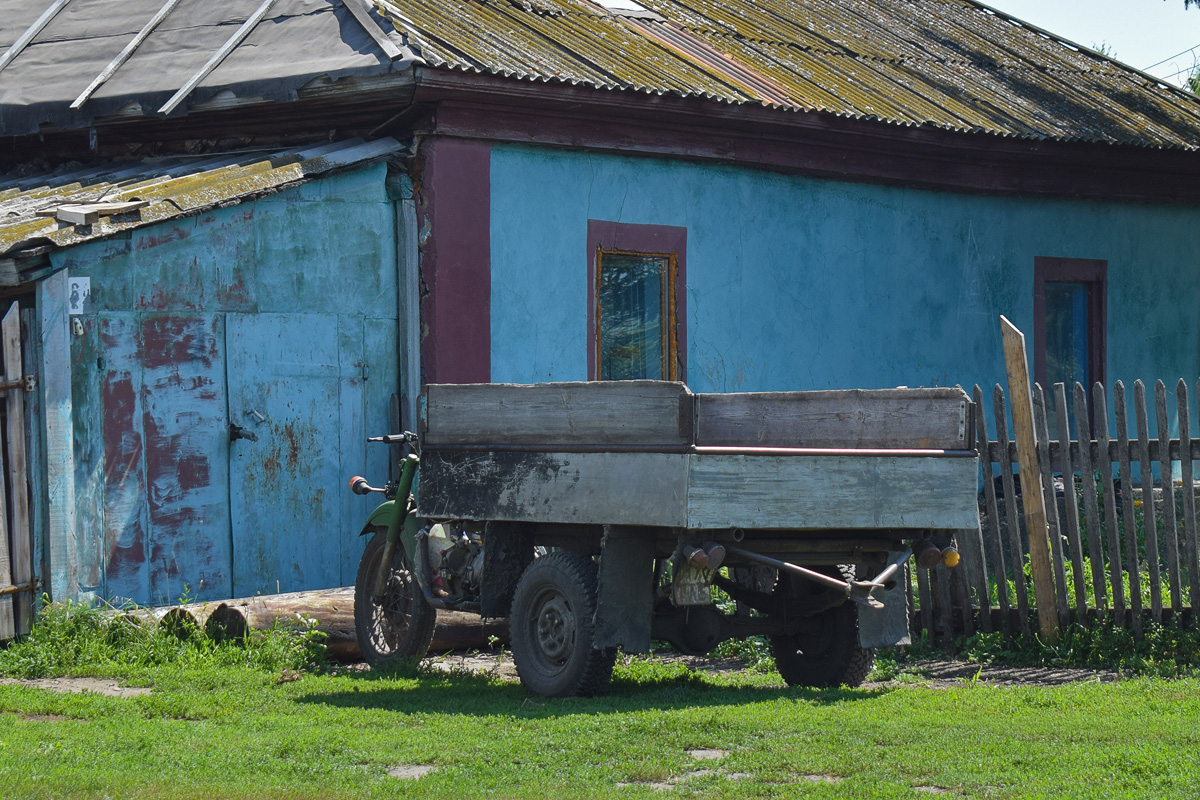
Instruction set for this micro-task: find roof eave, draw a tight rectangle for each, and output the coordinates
[409,66,1200,205]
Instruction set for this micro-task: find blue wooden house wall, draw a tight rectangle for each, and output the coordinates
[487,143,1200,408]
[37,164,402,605]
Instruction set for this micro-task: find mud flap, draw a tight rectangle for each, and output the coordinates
[857,552,912,648]
[594,526,655,652]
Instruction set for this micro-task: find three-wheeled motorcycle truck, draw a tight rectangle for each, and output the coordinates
[350,381,978,697]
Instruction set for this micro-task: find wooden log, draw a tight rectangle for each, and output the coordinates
[189,589,509,660]
[1155,381,1183,613]
[1182,380,1200,613]
[1073,383,1107,615]
[973,385,1003,635]
[1093,383,1126,621]
[1053,383,1088,621]
[118,606,203,637]
[195,588,358,660]
[1033,383,1071,630]
[1000,317,1058,640]
[428,611,510,653]
[1114,382,1143,639]
[1134,381,1162,624]
[3,305,32,636]
[993,384,1030,632]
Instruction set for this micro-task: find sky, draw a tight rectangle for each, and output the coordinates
[981,0,1200,85]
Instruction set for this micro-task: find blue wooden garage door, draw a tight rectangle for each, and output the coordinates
[226,313,365,597]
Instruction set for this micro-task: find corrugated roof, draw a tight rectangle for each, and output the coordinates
[0,0,415,136]
[379,0,1200,149]
[0,137,403,260]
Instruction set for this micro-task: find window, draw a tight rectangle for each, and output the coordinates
[1034,257,1106,437]
[587,221,686,381]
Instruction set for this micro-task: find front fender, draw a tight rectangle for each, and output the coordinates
[358,501,396,536]
[357,499,423,562]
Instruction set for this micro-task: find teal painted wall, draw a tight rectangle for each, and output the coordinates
[489,145,1200,408]
[44,165,401,604]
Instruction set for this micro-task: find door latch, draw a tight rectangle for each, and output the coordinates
[229,423,259,443]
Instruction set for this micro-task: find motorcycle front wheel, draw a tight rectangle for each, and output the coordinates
[354,530,437,668]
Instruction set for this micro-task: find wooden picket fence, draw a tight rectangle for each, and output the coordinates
[0,302,33,642]
[912,378,1200,646]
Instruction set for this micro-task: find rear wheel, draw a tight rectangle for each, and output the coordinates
[354,531,437,668]
[510,551,615,697]
[770,565,875,688]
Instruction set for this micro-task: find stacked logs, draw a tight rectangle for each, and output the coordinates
[116,588,509,661]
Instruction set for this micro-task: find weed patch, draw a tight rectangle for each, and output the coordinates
[0,600,328,680]
[957,620,1200,677]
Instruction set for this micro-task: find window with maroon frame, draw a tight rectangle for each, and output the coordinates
[1034,256,1106,437]
[587,221,686,381]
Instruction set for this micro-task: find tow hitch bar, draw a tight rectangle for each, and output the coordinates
[724,546,913,609]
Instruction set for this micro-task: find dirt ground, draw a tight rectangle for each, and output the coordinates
[0,652,1118,697]
[422,650,1120,689]
[0,676,152,698]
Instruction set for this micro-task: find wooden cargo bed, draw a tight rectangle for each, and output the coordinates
[417,381,978,532]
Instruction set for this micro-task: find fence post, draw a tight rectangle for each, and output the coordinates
[1000,316,1059,641]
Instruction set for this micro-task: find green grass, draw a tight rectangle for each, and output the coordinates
[2,604,1200,799]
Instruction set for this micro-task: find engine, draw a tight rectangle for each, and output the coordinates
[425,523,485,603]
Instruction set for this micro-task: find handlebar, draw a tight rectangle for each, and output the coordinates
[349,476,387,495]
[367,431,418,446]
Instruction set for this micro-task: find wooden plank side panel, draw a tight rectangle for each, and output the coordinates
[1155,381,1182,612]
[994,385,1030,632]
[1033,383,1070,629]
[1054,383,1087,619]
[142,315,232,605]
[99,317,151,603]
[694,388,971,450]
[1184,380,1200,611]
[1134,380,1162,622]
[418,450,689,527]
[1114,382,1143,638]
[915,563,933,641]
[4,304,32,634]
[20,308,44,628]
[973,385,1004,633]
[1074,383,1107,613]
[1093,383,1125,620]
[71,316,105,595]
[999,317,1057,640]
[423,381,691,449]
[0,430,10,637]
[687,453,979,530]
[39,270,77,601]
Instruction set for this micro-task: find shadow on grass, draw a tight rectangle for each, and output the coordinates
[293,664,891,719]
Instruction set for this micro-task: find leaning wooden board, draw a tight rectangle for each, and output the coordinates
[419,382,978,532]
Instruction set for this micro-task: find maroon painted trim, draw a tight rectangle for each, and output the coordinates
[418,137,491,384]
[1033,256,1107,393]
[586,220,687,381]
[412,70,1200,205]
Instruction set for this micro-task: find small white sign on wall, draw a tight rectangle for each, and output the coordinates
[68,276,91,315]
